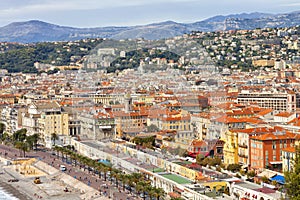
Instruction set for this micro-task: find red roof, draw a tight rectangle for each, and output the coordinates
[250,131,299,141]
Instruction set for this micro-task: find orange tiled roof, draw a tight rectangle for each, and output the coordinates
[233,126,286,135]
[275,112,295,118]
[257,108,273,116]
[250,131,299,141]
[282,146,296,153]
[288,116,300,126]
[190,139,207,147]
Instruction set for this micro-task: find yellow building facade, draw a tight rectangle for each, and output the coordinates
[38,111,69,141]
[223,130,239,165]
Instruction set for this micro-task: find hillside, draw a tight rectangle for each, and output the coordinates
[0,11,300,42]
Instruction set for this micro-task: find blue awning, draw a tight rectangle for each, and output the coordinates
[98,159,112,167]
[269,174,285,184]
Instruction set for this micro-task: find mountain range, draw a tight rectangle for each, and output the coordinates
[1,11,300,43]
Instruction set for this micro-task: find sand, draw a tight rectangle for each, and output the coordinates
[0,157,106,200]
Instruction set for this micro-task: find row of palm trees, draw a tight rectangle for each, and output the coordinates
[0,128,41,157]
[53,145,165,200]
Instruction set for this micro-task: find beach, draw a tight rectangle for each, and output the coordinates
[0,180,31,200]
[0,156,107,200]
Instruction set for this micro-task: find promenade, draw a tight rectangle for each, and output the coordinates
[0,144,136,200]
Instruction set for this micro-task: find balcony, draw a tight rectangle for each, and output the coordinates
[238,143,248,148]
[238,153,248,158]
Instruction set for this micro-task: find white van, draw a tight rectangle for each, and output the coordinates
[60,165,67,171]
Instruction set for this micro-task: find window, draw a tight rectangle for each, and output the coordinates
[272,141,276,149]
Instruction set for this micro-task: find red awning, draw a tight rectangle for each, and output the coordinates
[188,152,198,158]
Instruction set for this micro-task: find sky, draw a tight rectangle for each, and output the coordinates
[1,0,300,27]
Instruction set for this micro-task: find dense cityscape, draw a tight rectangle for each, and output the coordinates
[2,4,300,200]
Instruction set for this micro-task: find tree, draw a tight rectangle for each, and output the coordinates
[119,173,129,191]
[196,154,205,164]
[285,147,300,199]
[13,129,27,143]
[247,170,256,178]
[26,133,40,150]
[51,133,59,146]
[261,176,269,183]
[227,164,241,172]
[15,141,29,157]
[0,132,11,144]
[136,181,149,200]
[146,124,159,132]
[153,187,165,200]
[111,168,121,187]
[0,123,5,136]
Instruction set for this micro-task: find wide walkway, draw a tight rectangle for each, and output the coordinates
[0,144,137,200]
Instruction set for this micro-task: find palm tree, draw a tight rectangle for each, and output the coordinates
[26,133,40,150]
[147,186,156,200]
[77,154,85,169]
[15,141,23,156]
[96,163,104,179]
[54,145,63,159]
[82,157,93,171]
[131,172,142,186]
[13,128,27,143]
[136,181,149,200]
[89,159,98,175]
[102,166,109,181]
[70,152,78,166]
[79,156,88,171]
[120,173,129,191]
[111,168,121,187]
[153,187,165,200]
[15,141,29,157]
[1,132,11,145]
[60,147,66,162]
[51,133,59,146]
[0,123,5,136]
[31,133,40,150]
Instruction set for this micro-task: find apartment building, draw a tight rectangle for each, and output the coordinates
[20,101,69,146]
[36,102,69,146]
[113,110,148,139]
[250,131,299,172]
[78,110,115,140]
[1,105,24,134]
[223,130,238,165]
[190,113,211,140]
[236,127,278,168]
[158,115,191,132]
[282,146,295,172]
[237,91,296,112]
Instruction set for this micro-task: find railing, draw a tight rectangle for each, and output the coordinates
[238,153,248,158]
[238,143,248,148]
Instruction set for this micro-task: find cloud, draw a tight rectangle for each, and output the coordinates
[280,2,300,7]
[0,0,199,14]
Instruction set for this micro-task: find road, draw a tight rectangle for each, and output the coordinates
[0,144,138,200]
